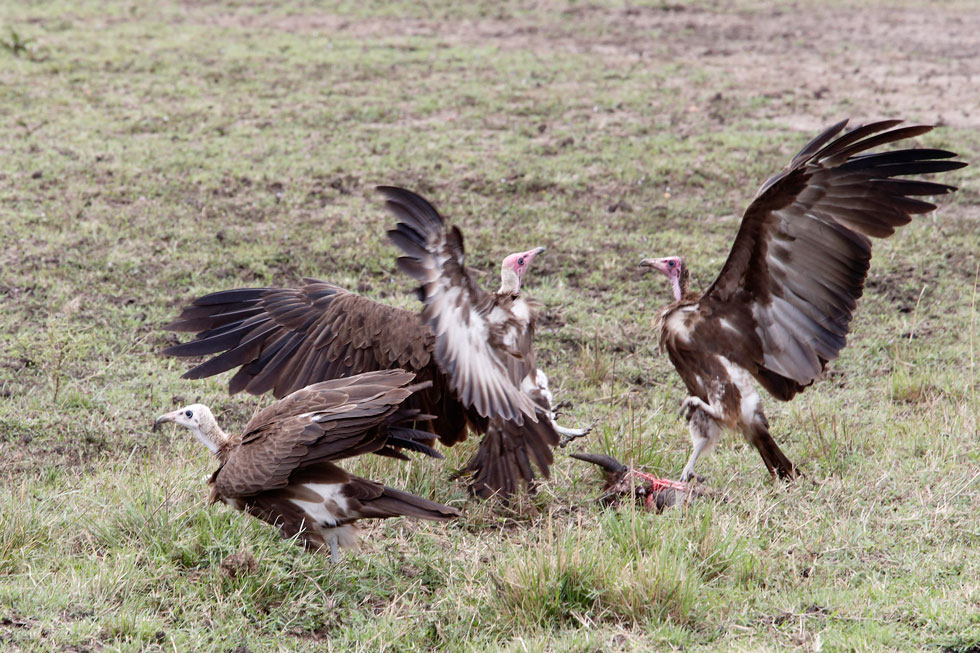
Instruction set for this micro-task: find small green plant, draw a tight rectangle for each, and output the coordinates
[0,27,35,58]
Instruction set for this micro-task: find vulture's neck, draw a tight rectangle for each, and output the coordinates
[191,420,230,458]
[671,268,695,303]
[497,267,521,297]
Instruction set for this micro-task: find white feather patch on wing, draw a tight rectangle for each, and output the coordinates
[426,275,538,423]
[288,483,350,527]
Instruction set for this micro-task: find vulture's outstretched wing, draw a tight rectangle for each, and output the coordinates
[698,120,964,397]
[163,281,432,398]
[163,281,479,447]
[381,185,541,425]
[216,370,435,497]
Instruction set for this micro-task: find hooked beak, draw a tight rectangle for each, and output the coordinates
[153,411,178,432]
[524,246,546,263]
[638,257,666,274]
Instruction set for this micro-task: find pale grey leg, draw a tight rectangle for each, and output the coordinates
[679,396,723,421]
[329,534,339,563]
[556,419,598,447]
[680,410,722,482]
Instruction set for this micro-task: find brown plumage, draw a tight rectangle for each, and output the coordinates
[163,187,586,499]
[153,370,460,561]
[639,120,966,482]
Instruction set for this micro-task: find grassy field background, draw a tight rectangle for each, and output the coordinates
[1,1,978,650]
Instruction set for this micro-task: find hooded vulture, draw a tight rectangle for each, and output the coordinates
[153,369,459,561]
[163,187,591,499]
[639,119,966,482]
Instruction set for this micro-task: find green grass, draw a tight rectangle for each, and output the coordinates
[1,0,978,650]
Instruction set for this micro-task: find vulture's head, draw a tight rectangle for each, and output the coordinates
[499,246,545,295]
[154,404,227,455]
[639,256,688,301]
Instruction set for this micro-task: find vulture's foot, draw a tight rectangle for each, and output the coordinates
[557,419,598,448]
[678,466,706,484]
[679,397,699,421]
[679,396,720,422]
[551,400,572,418]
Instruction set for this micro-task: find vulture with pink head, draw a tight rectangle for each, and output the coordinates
[163,187,590,498]
[639,119,965,482]
[153,370,459,561]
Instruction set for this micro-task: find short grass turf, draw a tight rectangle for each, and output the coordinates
[1,1,979,651]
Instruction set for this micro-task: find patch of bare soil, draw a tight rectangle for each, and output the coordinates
[188,3,980,129]
[653,4,980,131]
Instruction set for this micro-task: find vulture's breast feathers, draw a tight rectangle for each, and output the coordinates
[658,302,702,351]
[488,295,539,350]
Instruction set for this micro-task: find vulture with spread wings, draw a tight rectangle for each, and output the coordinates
[639,119,966,482]
[163,187,590,498]
[153,370,459,561]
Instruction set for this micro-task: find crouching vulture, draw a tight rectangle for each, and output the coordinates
[153,370,459,561]
[163,187,591,498]
[639,119,966,482]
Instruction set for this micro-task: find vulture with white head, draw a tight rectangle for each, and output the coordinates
[639,119,966,482]
[163,187,590,498]
[153,369,459,561]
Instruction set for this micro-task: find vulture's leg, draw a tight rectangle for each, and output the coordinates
[556,419,598,447]
[329,534,339,563]
[679,396,723,422]
[530,368,597,447]
[680,409,723,482]
[551,400,571,418]
[740,410,798,479]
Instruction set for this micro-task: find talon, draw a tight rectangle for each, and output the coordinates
[679,470,705,484]
[557,418,597,448]
[679,398,696,421]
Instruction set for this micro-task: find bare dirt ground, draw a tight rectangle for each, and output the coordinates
[197,2,980,131]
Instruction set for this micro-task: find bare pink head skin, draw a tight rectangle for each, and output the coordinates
[499,247,545,295]
[639,256,686,301]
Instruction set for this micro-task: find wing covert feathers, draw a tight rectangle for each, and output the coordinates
[216,370,437,497]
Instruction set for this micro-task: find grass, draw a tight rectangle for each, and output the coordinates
[1,0,978,650]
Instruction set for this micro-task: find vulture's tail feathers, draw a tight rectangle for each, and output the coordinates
[743,416,799,480]
[462,413,559,499]
[360,485,460,522]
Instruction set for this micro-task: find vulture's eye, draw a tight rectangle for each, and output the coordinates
[518,257,525,266]
[184,410,193,418]
[668,260,675,268]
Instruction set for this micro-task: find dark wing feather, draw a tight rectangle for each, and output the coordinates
[460,385,560,499]
[379,186,541,425]
[216,370,431,497]
[164,280,481,448]
[341,476,460,521]
[164,281,433,398]
[698,120,964,396]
